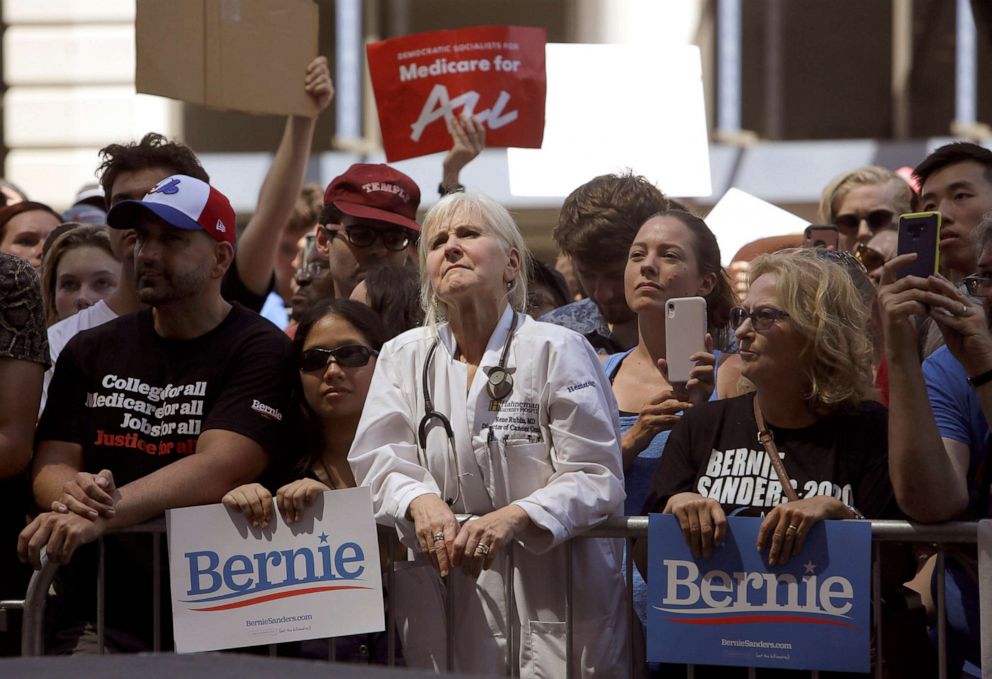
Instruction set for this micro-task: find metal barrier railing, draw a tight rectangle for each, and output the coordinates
[11,516,982,679]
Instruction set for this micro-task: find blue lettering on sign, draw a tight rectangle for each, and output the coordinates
[151,177,181,195]
[647,515,870,673]
[184,540,367,601]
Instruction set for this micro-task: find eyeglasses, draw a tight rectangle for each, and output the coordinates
[852,242,887,273]
[834,209,895,234]
[299,345,378,372]
[293,261,328,285]
[730,306,790,331]
[325,225,414,251]
[963,275,992,297]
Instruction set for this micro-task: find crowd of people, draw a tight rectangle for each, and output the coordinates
[1,53,991,678]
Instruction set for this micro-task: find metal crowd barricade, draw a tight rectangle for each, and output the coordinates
[19,518,167,657]
[17,517,982,679]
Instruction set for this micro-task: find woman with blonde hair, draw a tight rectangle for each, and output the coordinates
[643,247,897,567]
[40,223,119,326]
[349,191,628,676]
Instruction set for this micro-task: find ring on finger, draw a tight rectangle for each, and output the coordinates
[786,524,798,536]
[433,531,445,542]
[475,543,491,557]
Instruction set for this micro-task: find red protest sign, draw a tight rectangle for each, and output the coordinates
[367,25,547,162]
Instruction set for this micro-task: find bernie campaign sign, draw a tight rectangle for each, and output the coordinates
[167,487,383,653]
[648,515,870,672]
[367,25,546,162]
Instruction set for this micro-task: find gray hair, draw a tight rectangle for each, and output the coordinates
[417,191,531,329]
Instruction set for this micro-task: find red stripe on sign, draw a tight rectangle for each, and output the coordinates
[666,615,856,628]
[191,585,371,611]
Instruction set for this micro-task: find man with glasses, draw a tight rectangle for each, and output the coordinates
[879,213,992,675]
[819,165,913,254]
[316,164,421,299]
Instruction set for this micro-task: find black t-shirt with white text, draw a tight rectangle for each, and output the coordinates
[36,303,294,648]
[644,393,897,519]
[38,303,293,483]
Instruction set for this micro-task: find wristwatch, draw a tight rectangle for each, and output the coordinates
[438,182,465,197]
[967,367,992,388]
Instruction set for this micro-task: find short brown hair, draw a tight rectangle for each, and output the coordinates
[287,183,323,237]
[96,133,208,209]
[553,172,669,267]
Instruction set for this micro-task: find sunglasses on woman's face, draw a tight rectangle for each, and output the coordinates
[299,345,378,372]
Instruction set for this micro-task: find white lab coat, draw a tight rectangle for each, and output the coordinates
[349,306,629,677]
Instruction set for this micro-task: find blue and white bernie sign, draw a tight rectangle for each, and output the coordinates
[647,514,870,672]
[167,486,384,653]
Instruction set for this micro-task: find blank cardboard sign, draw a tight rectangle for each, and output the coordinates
[507,44,711,198]
[136,0,318,117]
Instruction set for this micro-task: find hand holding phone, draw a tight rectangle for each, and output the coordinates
[804,225,840,250]
[896,211,941,279]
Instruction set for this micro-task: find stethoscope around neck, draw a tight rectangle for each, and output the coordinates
[417,311,519,507]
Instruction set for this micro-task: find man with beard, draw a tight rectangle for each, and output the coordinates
[20,175,293,653]
[540,172,672,355]
[879,212,992,674]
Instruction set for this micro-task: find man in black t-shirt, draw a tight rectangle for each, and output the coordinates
[21,175,294,651]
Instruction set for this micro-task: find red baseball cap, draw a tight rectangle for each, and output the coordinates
[323,164,421,232]
[106,174,236,247]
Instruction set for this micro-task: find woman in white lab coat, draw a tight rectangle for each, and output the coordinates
[348,191,629,677]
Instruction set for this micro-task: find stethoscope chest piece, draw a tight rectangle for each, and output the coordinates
[485,366,515,401]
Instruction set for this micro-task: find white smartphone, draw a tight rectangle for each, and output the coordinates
[665,296,707,383]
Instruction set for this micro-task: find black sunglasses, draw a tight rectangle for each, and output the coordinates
[300,345,378,372]
[325,225,414,252]
[730,306,790,331]
[834,209,895,234]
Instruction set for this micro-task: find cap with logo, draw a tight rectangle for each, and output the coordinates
[324,163,421,232]
[106,174,236,247]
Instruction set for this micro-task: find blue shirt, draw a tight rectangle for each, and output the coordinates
[604,347,720,637]
[603,349,721,516]
[923,346,989,514]
[922,345,988,670]
[539,298,624,356]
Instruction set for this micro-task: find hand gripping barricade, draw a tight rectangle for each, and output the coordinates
[12,516,991,678]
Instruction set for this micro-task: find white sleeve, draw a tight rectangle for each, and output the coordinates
[512,333,625,553]
[348,342,441,546]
